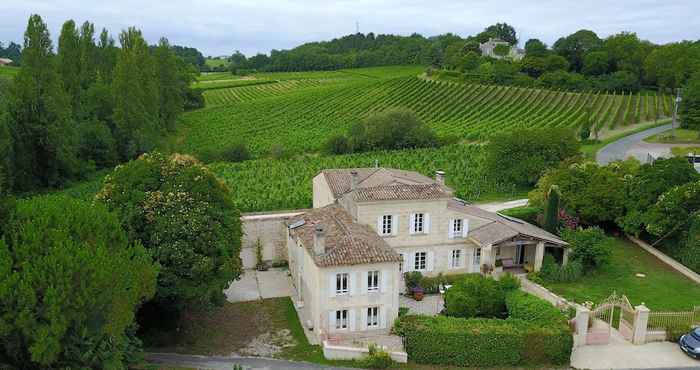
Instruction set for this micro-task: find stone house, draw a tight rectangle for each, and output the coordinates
[286,167,568,341]
[479,38,525,60]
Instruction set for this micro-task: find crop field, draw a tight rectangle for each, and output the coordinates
[202,78,349,106]
[178,72,673,157]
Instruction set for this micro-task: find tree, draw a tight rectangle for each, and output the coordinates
[680,72,700,130]
[483,128,580,187]
[644,180,700,242]
[0,196,157,368]
[458,51,482,72]
[524,38,548,57]
[154,38,188,132]
[111,27,159,159]
[561,227,612,271]
[543,54,569,72]
[6,14,80,191]
[544,185,561,233]
[340,108,438,153]
[553,30,602,72]
[619,157,699,235]
[481,23,518,45]
[643,42,700,89]
[57,20,82,116]
[95,152,243,313]
[603,32,650,77]
[582,51,609,76]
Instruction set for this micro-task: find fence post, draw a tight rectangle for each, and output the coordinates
[575,305,590,347]
[633,305,650,345]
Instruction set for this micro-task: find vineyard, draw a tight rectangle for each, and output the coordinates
[178,72,674,157]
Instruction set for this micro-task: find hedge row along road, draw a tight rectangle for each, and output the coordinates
[179,66,674,157]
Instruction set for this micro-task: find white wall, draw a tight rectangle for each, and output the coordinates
[313,174,335,208]
[241,211,305,269]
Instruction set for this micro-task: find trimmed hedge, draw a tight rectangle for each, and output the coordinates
[396,291,573,367]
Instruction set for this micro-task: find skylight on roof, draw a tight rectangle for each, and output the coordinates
[496,213,525,224]
[289,220,306,229]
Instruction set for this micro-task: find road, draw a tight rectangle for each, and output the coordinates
[475,198,529,212]
[596,124,673,165]
[146,353,358,370]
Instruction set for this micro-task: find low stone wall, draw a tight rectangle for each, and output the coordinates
[518,275,573,308]
[240,210,307,269]
[627,235,700,285]
[322,341,408,363]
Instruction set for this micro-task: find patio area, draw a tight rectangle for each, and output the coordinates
[399,294,444,316]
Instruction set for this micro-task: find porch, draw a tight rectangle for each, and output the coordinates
[480,238,569,273]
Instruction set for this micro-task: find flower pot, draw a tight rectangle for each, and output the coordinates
[412,287,424,301]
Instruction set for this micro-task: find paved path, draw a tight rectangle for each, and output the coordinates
[571,341,699,369]
[596,124,673,165]
[146,353,358,370]
[475,198,528,212]
[224,268,294,303]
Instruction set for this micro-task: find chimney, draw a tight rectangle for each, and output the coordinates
[435,170,445,186]
[313,224,326,255]
[350,170,359,191]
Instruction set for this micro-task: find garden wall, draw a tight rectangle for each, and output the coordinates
[240,210,307,269]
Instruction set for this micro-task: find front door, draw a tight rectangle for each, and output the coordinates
[515,244,525,265]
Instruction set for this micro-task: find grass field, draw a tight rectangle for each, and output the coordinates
[0,66,19,78]
[541,238,700,311]
[177,66,673,157]
[645,128,700,144]
[204,57,228,68]
[671,146,700,157]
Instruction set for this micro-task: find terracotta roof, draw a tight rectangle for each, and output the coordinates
[287,205,401,267]
[447,199,568,247]
[321,168,452,202]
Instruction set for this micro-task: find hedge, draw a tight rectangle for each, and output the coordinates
[396,291,573,367]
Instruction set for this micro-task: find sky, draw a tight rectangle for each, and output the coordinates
[1,0,698,57]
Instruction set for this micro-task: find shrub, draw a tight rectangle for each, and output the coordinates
[403,271,423,292]
[664,323,692,342]
[397,314,571,367]
[443,274,506,318]
[398,307,410,317]
[323,134,351,155]
[345,108,439,153]
[500,206,541,224]
[505,291,567,325]
[360,343,394,369]
[561,227,612,271]
[498,272,521,291]
[418,272,472,294]
[221,142,251,163]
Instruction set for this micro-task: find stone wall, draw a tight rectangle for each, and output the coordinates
[240,210,307,269]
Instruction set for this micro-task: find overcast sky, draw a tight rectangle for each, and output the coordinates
[1,0,698,57]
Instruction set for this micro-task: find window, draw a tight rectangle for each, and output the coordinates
[413,213,424,233]
[381,215,393,235]
[495,246,501,256]
[399,253,404,272]
[367,271,379,292]
[335,309,348,330]
[451,249,462,268]
[335,273,348,295]
[367,307,379,328]
[414,252,426,271]
[453,219,463,236]
[474,248,481,265]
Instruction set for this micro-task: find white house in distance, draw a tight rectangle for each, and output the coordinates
[286,167,568,342]
[479,38,525,60]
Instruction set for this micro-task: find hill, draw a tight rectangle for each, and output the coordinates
[175,66,673,158]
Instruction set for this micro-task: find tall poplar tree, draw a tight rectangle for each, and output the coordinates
[154,38,187,132]
[57,20,82,117]
[7,14,78,191]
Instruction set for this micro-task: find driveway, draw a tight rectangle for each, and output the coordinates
[146,353,358,370]
[597,124,672,165]
[475,198,529,213]
[571,341,699,369]
[225,268,294,303]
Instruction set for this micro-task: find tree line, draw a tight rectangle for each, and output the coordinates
[0,15,197,193]
[0,41,21,64]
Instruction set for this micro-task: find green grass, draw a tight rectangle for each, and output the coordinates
[645,128,700,144]
[541,238,700,311]
[671,146,700,157]
[0,66,19,78]
[204,57,228,68]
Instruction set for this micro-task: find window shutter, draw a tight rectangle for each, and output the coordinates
[462,219,469,238]
[329,274,336,298]
[448,219,454,239]
[349,272,357,295]
[361,307,367,329]
[409,213,415,234]
[408,253,415,272]
[361,271,368,294]
[329,311,336,332]
[460,249,466,267]
[379,307,387,329]
[448,250,453,269]
[427,251,434,271]
[392,214,399,236]
[380,270,389,293]
[425,213,431,234]
[377,216,383,234]
[349,309,356,331]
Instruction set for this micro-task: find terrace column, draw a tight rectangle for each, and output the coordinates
[482,245,493,273]
[534,241,545,271]
[633,305,650,345]
[562,248,570,266]
[574,305,590,347]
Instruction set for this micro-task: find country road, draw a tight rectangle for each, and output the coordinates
[146,353,358,370]
[596,124,673,165]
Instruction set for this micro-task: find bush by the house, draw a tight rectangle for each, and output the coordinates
[443,274,506,318]
[499,206,541,224]
[505,291,567,325]
[498,272,522,291]
[397,314,572,367]
[561,227,612,271]
[417,272,475,294]
[360,343,394,369]
[539,254,583,282]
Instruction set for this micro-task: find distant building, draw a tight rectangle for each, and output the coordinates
[479,38,524,61]
[0,58,13,66]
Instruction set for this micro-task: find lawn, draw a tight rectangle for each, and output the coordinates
[579,119,671,159]
[645,128,700,144]
[671,146,700,157]
[542,238,700,311]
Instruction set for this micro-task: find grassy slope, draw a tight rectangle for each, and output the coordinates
[0,66,19,78]
[645,128,700,144]
[542,238,700,310]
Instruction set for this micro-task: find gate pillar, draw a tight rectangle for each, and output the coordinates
[633,304,650,345]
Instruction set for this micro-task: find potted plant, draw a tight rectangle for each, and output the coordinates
[494,259,503,273]
[411,286,425,301]
[480,264,493,275]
